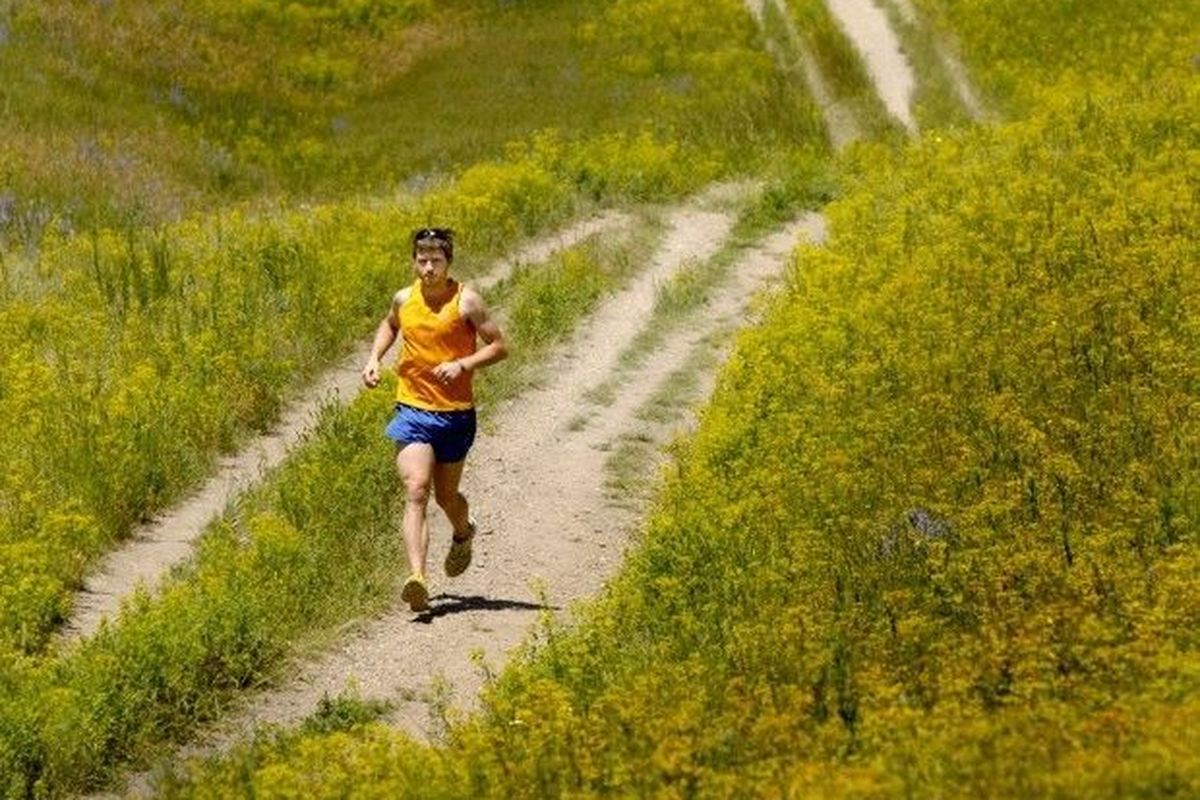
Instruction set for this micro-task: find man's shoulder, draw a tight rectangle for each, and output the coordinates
[457,281,484,306]
[389,287,413,326]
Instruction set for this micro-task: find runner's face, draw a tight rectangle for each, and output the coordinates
[414,246,449,286]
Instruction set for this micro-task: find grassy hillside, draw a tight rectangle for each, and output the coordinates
[0,0,836,795]
[153,1,1198,798]
[1,0,431,234]
[914,0,1195,112]
[0,0,824,662]
[0,221,672,796]
[1,0,817,243]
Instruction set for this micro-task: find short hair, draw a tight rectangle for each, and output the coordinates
[412,227,454,262]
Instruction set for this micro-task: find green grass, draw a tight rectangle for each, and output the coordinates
[149,690,395,798]
[912,0,1197,113]
[778,0,904,141]
[137,4,1198,798]
[602,327,724,509]
[601,431,658,511]
[634,329,722,426]
[299,693,394,738]
[0,0,820,245]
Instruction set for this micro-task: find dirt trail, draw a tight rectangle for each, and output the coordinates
[746,0,925,145]
[120,193,824,791]
[63,211,631,643]
[825,0,917,133]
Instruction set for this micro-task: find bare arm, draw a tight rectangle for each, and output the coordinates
[361,289,407,389]
[430,284,508,384]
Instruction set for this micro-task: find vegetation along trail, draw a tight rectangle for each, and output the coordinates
[63,211,632,643]
[121,188,826,788]
[70,0,948,652]
[747,0,861,150]
[88,1,963,792]
[71,0,1199,794]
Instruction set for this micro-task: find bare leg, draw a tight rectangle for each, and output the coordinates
[432,459,472,538]
[396,442,435,578]
[434,459,477,578]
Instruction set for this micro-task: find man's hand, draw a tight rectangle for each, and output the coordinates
[432,359,469,384]
[362,357,382,389]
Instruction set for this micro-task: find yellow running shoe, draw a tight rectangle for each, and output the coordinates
[401,573,429,612]
[444,519,476,577]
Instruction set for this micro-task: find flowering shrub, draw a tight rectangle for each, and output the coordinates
[915,0,1196,111]
[155,15,1197,798]
[15,1,1194,797]
[478,73,1195,795]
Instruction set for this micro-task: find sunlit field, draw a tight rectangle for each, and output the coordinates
[0,0,1194,796]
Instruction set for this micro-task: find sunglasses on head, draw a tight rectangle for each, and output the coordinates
[414,227,454,241]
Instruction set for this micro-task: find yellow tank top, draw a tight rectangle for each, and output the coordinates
[395,280,476,411]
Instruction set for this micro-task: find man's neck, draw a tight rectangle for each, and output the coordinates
[420,278,455,305]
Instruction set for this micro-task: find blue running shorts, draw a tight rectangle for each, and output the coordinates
[385,403,477,463]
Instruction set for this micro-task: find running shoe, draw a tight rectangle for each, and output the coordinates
[444,519,477,577]
[401,573,429,612]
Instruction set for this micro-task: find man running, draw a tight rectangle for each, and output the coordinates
[362,227,508,612]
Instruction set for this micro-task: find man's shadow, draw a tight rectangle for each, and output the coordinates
[412,593,557,624]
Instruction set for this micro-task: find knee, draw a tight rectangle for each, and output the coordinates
[403,478,431,505]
